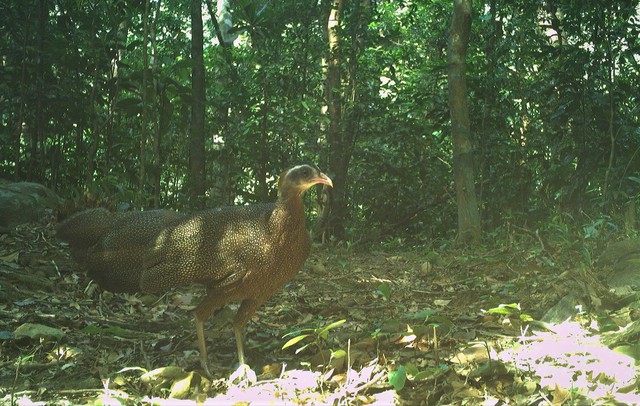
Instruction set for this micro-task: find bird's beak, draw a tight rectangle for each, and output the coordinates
[313,173,333,188]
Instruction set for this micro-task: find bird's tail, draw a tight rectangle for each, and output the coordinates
[56,208,125,251]
[56,208,186,293]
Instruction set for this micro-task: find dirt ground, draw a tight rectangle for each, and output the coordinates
[1,218,639,405]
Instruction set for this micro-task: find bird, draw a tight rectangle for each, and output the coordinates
[56,164,333,377]
[56,208,186,292]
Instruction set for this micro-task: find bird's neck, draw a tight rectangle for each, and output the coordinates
[277,192,304,214]
[273,191,306,228]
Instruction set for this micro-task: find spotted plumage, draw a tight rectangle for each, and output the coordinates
[56,208,186,292]
[56,164,333,375]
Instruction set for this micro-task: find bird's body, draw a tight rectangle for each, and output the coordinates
[142,201,307,294]
[56,164,332,375]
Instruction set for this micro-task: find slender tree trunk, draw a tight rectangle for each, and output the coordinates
[317,0,369,240]
[14,9,32,180]
[85,56,101,187]
[106,12,129,178]
[205,0,236,205]
[139,0,150,203]
[318,0,346,239]
[448,0,481,245]
[478,0,497,207]
[602,12,616,203]
[31,0,48,182]
[189,0,207,203]
[258,67,270,202]
[85,9,103,187]
[150,0,162,207]
[343,0,369,180]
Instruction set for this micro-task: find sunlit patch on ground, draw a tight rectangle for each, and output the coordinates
[500,320,639,404]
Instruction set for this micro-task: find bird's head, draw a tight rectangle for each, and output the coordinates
[278,164,333,197]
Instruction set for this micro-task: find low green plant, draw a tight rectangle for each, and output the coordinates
[388,365,406,391]
[389,363,449,391]
[486,303,533,326]
[282,319,346,355]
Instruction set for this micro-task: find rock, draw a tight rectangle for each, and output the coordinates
[599,238,640,265]
[600,239,640,289]
[0,182,62,232]
[14,323,65,340]
[541,291,582,323]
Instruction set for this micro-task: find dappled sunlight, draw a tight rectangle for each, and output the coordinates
[499,320,638,403]
[121,363,397,405]
[217,368,324,404]
[450,317,640,404]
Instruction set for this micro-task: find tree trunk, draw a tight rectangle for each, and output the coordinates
[317,0,346,239]
[189,0,207,204]
[317,0,370,240]
[258,67,270,202]
[106,11,129,184]
[85,8,102,188]
[14,7,32,180]
[139,0,150,204]
[205,0,236,206]
[448,0,481,245]
[31,0,48,182]
[85,56,101,187]
[150,0,162,207]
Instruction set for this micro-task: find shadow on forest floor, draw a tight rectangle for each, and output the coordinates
[1,218,639,405]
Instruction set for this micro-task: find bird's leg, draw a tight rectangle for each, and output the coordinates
[194,291,227,378]
[228,299,261,384]
[232,298,262,365]
[234,324,246,366]
[195,315,213,377]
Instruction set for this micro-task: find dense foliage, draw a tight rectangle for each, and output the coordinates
[1,0,639,242]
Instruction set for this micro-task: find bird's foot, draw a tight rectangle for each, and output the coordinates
[201,363,214,380]
[228,363,257,387]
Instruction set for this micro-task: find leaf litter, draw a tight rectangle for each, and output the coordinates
[0,219,639,405]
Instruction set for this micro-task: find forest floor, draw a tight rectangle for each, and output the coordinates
[1,217,639,405]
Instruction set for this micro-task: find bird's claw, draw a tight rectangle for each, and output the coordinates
[228,364,257,387]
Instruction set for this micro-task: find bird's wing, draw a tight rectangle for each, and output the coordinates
[140,207,271,293]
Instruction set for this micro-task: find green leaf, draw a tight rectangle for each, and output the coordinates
[80,325,136,338]
[613,344,640,360]
[404,363,419,376]
[389,365,407,391]
[295,342,313,354]
[520,313,534,322]
[283,328,314,338]
[487,303,521,315]
[331,349,347,360]
[318,319,346,337]
[282,334,310,350]
[627,176,640,186]
[20,354,35,363]
[376,283,391,300]
[413,370,433,380]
